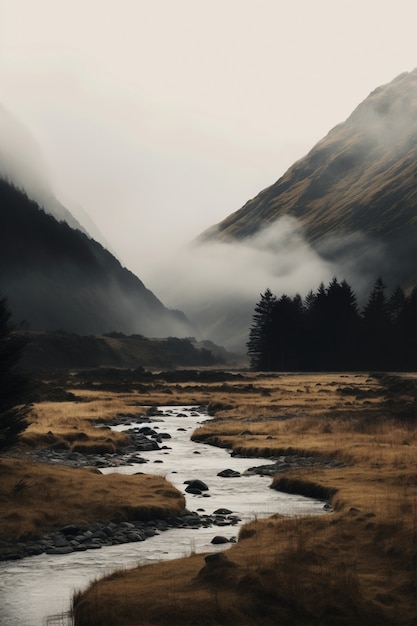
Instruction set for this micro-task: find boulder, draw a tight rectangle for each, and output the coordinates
[210,536,230,544]
[217,469,241,478]
[184,479,209,491]
[185,486,202,494]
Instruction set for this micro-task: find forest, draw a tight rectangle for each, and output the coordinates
[247,278,417,371]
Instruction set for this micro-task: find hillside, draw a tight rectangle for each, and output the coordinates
[0,103,89,233]
[17,331,237,371]
[0,179,192,338]
[200,69,417,291]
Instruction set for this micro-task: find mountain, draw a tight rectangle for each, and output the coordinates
[181,69,417,350]
[0,103,116,251]
[0,104,87,231]
[200,69,417,291]
[0,179,193,338]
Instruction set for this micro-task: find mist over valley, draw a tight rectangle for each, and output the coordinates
[149,69,417,349]
[0,69,416,355]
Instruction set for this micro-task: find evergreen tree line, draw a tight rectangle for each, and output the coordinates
[247,278,417,371]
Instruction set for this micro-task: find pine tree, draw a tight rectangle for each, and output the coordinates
[0,296,31,451]
[270,294,304,370]
[247,288,276,370]
[362,278,388,324]
[388,286,407,322]
[396,286,417,370]
[306,278,359,370]
[361,278,390,369]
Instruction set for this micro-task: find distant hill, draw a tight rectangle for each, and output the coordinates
[18,331,237,371]
[0,179,193,338]
[200,69,417,291]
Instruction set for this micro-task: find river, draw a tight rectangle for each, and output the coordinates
[0,405,327,626]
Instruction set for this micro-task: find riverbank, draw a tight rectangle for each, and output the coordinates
[0,456,187,555]
[1,370,416,624]
[71,372,417,626]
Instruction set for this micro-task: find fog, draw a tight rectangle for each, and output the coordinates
[146,217,390,350]
[2,1,416,263]
[1,1,416,349]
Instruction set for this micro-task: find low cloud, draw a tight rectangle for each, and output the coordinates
[146,215,393,351]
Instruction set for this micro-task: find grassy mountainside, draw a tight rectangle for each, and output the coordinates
[200,69,417,290]
[0,179,192,338]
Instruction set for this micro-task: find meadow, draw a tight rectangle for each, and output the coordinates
[1,370,416,624]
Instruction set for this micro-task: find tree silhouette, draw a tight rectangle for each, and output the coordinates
[394,286,417,370]
[270,294,304,370]
[361,278,390,369]
[302,278,359,370]
[247,288,276,370]
[247,278,416,372]
[0,295,31,451]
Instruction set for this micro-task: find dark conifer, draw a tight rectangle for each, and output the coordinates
[361,278,390,369]
[247,288,276,370]
[247,278,415,372]
[269,294,304,370]
[0,296,31,451]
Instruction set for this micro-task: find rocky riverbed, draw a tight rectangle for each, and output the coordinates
[1,406,339,562]
[0,508,241,561]
[0,404,334,626]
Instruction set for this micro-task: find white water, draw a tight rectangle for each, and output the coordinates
[0,406,327,626]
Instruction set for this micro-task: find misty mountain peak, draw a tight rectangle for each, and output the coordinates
[197,68,417,292]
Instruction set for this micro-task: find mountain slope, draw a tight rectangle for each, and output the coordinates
[0,179,192,337]
[0,103,117,252]
[0,103,88,231]
[200,69,417,290]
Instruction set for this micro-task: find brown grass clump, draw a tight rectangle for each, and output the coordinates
[0,458,185,541]
[18,396,132,451]
[73,510,416,625]
[71,372,417,626]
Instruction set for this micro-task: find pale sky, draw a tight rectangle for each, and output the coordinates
[1,0,416,296]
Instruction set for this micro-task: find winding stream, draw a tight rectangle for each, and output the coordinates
[0,406,327,626]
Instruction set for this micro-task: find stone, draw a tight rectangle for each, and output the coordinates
[210,536,230,544]
[185,486,202,494]
[204,552,228,564]
[60,524,80,536]
[92,530,108,541]
[54,536,70,548]
[184,479,209,491]
[46,546,74,555]
[217,469,241,478]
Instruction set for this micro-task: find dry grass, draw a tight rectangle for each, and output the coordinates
[19,394,134,451]
[70,372,417,626]
[1,388,191,542]
[0,458,185,541]
[73,511,416,626]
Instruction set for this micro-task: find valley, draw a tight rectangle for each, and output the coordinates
[1,370,416,625]
[0,56,416,626]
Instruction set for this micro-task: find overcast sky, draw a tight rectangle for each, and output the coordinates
[1,0,416,290]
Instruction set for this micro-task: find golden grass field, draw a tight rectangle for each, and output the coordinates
[0,390,188,542]
[1,371,416,625]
